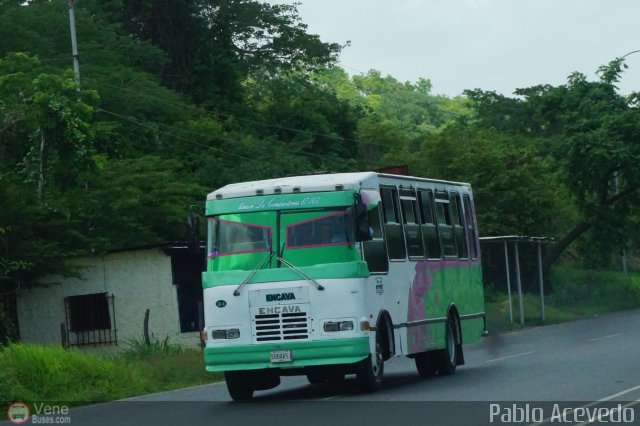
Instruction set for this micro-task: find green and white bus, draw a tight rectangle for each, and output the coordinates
[201,172,486,400]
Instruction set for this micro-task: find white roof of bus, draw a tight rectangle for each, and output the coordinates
[207,172,470,200]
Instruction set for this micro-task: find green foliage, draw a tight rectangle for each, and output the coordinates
[466,60,640,271]
[547,267,640,309]
[83,155,207,250]
[123,335,183,359]
[0,344,140,402]
[0,0,356,288]
[485,292,580,331]
[0,343,222,408]
[86,0,342,106]
[311,68,473,169]
[387,128,567,236]
[0,53,99,195]
[485,267,640,331]
[0,52,103,283]
[244,73,360,169]
[352,71,452,137]
[120,337,214,389]
[1,0,639,293]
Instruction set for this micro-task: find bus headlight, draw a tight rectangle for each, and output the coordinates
[323,321,354,332]
[210,328,240,339]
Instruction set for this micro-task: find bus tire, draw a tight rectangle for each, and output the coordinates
[225,371,254,401]
[356,339,384,392]
[436,316,459,376]
[414,351,437,378]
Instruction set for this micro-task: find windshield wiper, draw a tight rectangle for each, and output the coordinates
[276,257,324,291]
[277,241,285,268]
[233,251,274,296]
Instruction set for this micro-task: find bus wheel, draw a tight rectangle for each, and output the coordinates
[436,316,459,376]
[225,371,254,401]
[356,340,384,392]
[415,351,437,378]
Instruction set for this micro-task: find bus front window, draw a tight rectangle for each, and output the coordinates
[285,211,354,248]
[206,209,360,272]
[207,213,274,271]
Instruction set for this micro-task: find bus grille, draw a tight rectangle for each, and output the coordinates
[253,311,309,342]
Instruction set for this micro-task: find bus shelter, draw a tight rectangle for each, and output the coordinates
[479,236,554,325]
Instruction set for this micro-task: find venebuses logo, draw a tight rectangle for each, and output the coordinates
[6,401,71,424]
[6,402,30,424]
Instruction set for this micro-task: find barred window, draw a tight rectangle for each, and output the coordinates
[64,293,117,347]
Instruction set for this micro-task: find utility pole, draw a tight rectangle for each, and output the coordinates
[68,0,81,89]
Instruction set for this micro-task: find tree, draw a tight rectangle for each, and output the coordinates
[92,0,343,107]
[384,127,565,237]
[351,70,463,137]
[0,53,100,286]
[82,155,207,250]
[2,59,97,198]
[244,72,360,170]
[466,58,640,273]
[311,68,473,169]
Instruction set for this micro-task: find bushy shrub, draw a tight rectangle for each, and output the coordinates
[548,267,640,309]
[122,335,183,359]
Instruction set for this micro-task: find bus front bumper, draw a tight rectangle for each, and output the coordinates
[204,337,369,372]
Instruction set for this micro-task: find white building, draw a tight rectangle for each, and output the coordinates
[16,244,204,354]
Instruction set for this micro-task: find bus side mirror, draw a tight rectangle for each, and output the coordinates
[354,194,372,242]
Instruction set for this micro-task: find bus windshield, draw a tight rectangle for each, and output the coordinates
[209,218,272,257]
[207,208,358,272]
[285,211,354,248]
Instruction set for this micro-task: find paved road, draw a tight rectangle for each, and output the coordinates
[5,309,640,425]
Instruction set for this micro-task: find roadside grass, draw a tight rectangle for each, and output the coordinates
[0,337,223,418]
[485,266,640,332]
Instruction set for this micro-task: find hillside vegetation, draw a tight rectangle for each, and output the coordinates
[1,1,640,341]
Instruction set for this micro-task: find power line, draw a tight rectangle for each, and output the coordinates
[96,107,386,169]
[80,68,464,157]
[84,77,362,144]
[96,108,253,161]
[338,62,367,75]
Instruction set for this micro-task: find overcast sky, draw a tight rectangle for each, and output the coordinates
[271,0,640,98]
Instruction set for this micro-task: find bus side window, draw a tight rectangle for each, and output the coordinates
[380,186,406,260]
[451,192,469,259]
[418,189,441,259]
[435,192,457,258]
[463,194,478,259]
[400,188,424,259]
[363,203,389,273]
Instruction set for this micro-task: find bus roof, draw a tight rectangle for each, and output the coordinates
[207,172,470,200]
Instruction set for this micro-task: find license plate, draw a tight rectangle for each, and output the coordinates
[270,350,292,363]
